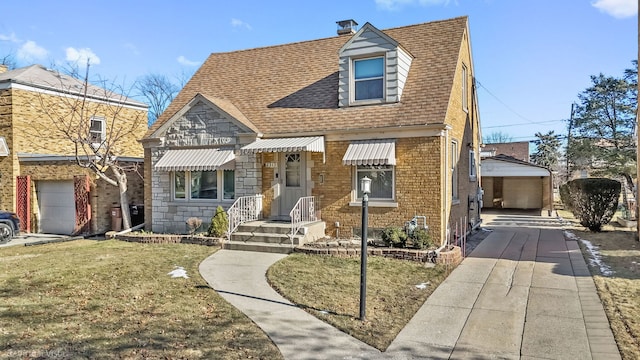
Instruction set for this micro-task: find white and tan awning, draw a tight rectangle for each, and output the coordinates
[154,149,235,171]
[342,139,396,166]
[241,136,325,153]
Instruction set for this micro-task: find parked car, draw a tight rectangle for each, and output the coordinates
[0,211,20,243]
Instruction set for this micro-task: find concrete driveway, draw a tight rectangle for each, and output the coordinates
[0,233,84,248]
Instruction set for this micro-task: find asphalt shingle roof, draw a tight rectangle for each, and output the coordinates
[0,64,146,107]
[146,16,468,138]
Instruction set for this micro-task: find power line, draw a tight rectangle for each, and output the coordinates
[482,118,567,129]
[476,80,538,124]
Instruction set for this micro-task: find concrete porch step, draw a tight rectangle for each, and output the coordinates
[222,240,296,254]
[230,231,304,245]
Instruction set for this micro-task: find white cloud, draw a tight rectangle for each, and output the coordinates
[375,0,453,11]
[231,18,253,30]
[123,42,140,56]
[592,0,638,18]
[177,55,201,67]
[17,40,48,61]
[65,47,101,66]
[0,32,20,43]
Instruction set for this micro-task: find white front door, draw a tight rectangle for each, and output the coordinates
[280,153,305,218]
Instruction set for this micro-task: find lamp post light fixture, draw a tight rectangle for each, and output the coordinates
[359,176,371,321]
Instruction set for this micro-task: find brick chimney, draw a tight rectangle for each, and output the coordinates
[336,20,358,35]
[0,65,7,74]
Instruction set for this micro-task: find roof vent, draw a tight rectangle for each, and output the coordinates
[336,20,358,35]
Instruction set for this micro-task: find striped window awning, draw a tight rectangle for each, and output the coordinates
[241,136,325,153]
[342,139,396,166]
[154,149,235,171]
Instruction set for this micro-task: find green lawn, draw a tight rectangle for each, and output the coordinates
[267,253,450,350]
[0,240,282,359]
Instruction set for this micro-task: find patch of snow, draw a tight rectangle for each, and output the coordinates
[168,266,189,279]
[415,282,430,290]
[481,228,493,232]
[564,231,614,276]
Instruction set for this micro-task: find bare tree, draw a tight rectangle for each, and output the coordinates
[483,131,513,144]
[24,62,148,230]
[135,73,179,125]
[1,52,17,70]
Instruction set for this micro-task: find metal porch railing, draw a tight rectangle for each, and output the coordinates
[289,196,318,244]
[227,195,263,241]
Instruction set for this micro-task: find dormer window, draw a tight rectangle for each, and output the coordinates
[338,22,413,108]
[354,57,384,101]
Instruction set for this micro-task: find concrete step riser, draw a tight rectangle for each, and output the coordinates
[236,225,292,235]
[223,242,294,254]
[230,233,302,245]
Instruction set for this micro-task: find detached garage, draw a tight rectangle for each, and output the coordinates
[481,155,553,211]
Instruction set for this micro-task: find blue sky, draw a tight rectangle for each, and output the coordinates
[0,0,637,142]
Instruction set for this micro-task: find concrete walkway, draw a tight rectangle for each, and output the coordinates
[199,218,621,359]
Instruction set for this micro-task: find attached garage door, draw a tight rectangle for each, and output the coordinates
[37,181,76,234]
[503,177,542,209]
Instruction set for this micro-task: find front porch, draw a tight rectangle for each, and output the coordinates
[225,219,325,254]
[226,194,326,254]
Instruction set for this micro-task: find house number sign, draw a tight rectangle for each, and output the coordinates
[264,162,278,168]
[212,137,233,145]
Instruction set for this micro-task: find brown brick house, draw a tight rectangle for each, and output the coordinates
[0,65,147,235]
[142,17,482,246]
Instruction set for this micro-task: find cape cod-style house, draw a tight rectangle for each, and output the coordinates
[141,17,482,251]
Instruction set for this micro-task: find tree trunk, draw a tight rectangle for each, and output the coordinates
[112,167,132,230]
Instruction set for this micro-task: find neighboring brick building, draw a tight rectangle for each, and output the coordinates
[481,141,530,162]
[142,17,482,245]
[0,65,148,234]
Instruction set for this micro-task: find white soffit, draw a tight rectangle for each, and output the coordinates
[481,159,550,177]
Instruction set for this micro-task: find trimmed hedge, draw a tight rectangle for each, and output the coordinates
[559,183,572,211]
[566,178,620,232]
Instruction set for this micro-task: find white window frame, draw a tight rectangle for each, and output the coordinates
[469,150,477,181]
[172,170,235,202]
[462,64,468,112]
[452,141,459,201]
[89,116,105,146]
[351,165,396,205]
[351,56,385,104]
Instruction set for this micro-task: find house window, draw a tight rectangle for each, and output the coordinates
[173,170,235,201]
[89,116,105,144]
[356,165,394,200]
[462,64,468,112]
[452,141,459,200]
[469,150,477,180]
[354,57,384,101]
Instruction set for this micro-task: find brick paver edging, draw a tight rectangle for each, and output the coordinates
[295,245,462,265]
[115,233,221,246]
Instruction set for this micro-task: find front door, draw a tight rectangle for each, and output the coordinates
[280,153,305,218]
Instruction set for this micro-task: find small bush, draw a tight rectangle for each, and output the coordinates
[410,228,433,249]
[567,178,620,232]
[559,183,572,211]
[208,206,229,237]
[380,226,407,248]
[186,217,203,236]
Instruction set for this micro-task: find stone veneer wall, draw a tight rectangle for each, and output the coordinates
[148,101,262,233]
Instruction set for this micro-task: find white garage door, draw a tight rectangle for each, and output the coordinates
[503,177,542,209]
[38,181,76,235]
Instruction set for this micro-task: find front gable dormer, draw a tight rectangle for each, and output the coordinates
[338,22,414,107]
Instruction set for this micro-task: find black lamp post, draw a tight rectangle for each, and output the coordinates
[359,176,371,321]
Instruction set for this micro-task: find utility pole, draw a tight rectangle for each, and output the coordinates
[566,103,575,182]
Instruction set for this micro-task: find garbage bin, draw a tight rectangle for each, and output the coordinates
[129,204,144,226]
[111,205,122,232]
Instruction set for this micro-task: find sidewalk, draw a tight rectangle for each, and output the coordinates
[199,223,621,359]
